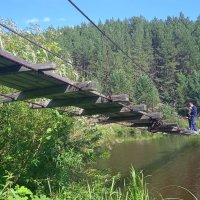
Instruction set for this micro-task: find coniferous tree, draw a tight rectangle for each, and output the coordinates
[134,74,160,109]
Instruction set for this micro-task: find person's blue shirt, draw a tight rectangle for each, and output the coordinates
[191,105,197,118]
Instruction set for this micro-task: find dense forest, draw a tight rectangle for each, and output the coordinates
[0,13,200,199]
[0,18,156,200]
[55,13,200,109]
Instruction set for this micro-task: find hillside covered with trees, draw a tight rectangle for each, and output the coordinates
[55,13,200,109]
[0,13,200,199]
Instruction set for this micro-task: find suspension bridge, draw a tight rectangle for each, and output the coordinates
[0,49,186,134]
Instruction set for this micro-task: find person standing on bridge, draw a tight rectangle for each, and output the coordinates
[187,102,198,133]
[186,105,192,130]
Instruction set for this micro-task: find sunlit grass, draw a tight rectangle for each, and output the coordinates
[85,168,152,200]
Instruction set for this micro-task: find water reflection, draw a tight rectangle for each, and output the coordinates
[96,135,200,199]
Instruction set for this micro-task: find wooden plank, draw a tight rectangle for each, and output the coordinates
[0,63,56,76]
[16,73,57,88]
[0,82,97,103]
[31,97,99,108]
[0,50,95,92]
[21,71,64,85]
[48,91,96,99]
[81,94,129,108]
[139,112,162,119]
[152,128,180,134]
[75,82,97,91]
[120,104,147,112]
[108,112,162,120]
[159,123,177,128]
[0,71,63,91]
[103,118,155,124]
[104,112,162,123]
[31,63,56,71]
[0,56,18,67]
[0,70,64,91]
[43,71,78,87]
[106,111,141,118]
[0,94,13,103]
[0,49,56,71]
[150,123,179,132]
[31,94,128,109]
[130,123,154,127]
[0,78,28,91]
[105,115,149,123]
[0,70,65,91]
[80,105,124,115]
[73,94,130,111]
[0,65,29,75]
[0,74,44,90]
[106,105,147,118]
[78,103,146,116]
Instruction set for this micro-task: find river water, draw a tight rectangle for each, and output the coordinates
[96,135,200,199]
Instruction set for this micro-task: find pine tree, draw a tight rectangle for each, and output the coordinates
[134,74,160,110]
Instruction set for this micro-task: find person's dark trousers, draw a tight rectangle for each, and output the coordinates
[191,116,197,131]
[188,118,192,129]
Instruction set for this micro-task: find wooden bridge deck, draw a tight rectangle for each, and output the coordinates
[0,49,181,133]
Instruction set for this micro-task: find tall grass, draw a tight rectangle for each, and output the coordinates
[0,169,152,200]
[79,168,152,200]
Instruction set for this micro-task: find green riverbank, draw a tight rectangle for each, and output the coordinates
[0,100,162,199]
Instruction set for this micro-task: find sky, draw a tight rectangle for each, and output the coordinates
[1,0,200,30]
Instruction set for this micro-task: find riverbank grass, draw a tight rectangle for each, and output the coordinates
[97,124,163,146]
[0,168,152,200]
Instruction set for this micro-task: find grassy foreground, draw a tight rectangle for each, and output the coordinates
[0,168,151,200]
[0,99,159,200]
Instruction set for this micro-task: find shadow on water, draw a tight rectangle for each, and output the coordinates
[141,137,199,174]
[96,135,200,199]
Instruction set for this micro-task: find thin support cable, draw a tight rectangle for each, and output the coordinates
[0,20,157,120]
[0,22,93,76]
[67,0,140,66]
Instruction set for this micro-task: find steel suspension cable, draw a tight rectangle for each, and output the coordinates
[0,23,154,119]
[0,22,94,77]
[67,0,144,69]
[0,17,156,119]
[66,0,157,120]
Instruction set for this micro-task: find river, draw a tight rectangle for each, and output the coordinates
[96,135,200,199]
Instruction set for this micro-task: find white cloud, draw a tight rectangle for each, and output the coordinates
[43,17,50,22]
[26,18,39,23]
[58,17,66,22]
[26,17,51,24]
